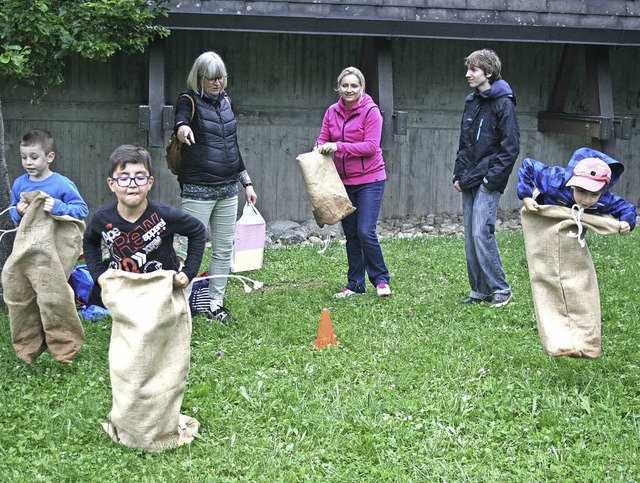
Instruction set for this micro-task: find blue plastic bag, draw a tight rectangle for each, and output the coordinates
[69,265,110,321]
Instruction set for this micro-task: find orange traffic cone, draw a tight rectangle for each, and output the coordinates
[313,308,339,349]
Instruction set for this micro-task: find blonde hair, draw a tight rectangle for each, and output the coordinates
[187,51,228,95]
[335,66,366,93]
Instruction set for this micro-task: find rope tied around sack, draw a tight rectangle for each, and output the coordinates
[0,206,18,243]
[567,204,587,248]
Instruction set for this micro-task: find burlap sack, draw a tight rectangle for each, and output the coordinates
[521,205,621,358]
[2,191,85,364]
[296,150,356,227]
[100,269,199,452]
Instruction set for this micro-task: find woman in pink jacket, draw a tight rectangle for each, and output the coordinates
[316,66,391,298]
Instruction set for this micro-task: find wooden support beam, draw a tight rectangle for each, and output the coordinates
[585,44,616,154]
[361,37,394,151]
[537,113,635,140]
[147,40,166,148]
[138,40,168,148]
[537,44,633,157]
[546,44,580,112]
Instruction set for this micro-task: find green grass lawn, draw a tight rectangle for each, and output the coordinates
[1,229,639,482]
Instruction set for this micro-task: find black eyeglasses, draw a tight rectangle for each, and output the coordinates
[203,75,226,84]
[112,175,151,187]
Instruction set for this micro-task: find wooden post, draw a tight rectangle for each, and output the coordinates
[361,37,394,151]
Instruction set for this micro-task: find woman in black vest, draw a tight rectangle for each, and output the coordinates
[174,51,258,323]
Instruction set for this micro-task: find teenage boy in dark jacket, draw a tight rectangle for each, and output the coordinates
[453,49,520,308]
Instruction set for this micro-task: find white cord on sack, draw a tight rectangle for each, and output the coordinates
[317,234,331,254]
[192,274,264,293]
[567,204,586,248]
[0,206,18,243]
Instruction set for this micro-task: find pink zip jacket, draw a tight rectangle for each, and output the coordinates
[316,93,386,185]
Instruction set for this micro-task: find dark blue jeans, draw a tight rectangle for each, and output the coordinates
[462,185,510,299]
[341,180,390,293]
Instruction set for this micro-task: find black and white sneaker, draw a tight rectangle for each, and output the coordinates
[490,292,513,308]
[205,306,235,324]
[457,297,487,305]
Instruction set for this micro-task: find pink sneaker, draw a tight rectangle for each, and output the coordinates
[376,283,392,297]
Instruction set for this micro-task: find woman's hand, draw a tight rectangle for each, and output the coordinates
[316,142,338,155]
[245,185,258,205]
[177,125,195,146]
[453,180,462,193]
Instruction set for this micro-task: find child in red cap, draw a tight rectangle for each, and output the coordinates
[517,147,636,235]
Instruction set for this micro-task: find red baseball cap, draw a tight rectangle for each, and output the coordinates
[566,157,611,192]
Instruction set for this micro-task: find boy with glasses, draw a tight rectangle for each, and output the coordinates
[82,144,206,307]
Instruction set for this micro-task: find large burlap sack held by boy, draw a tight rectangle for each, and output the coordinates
[296,150,356,227]
[2,191,85,364]
[521,205,621,359]
[100,269,199,452]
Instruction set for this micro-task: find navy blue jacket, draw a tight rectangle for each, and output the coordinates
[517,147,637,231]
[174,90,246,186]
[453,80,520,193]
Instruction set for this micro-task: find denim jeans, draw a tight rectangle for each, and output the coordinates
[341,180,390,292]
[462,185,510,299]
[179,195,238,302]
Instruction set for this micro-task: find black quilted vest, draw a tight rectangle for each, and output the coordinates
[178,91,241,186]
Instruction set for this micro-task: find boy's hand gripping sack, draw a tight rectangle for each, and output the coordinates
[2,191,85,364]
[232,202,266,272]
[295,150,356,227]
[521,205,621,359]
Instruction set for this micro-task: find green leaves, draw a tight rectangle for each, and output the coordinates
[0,0,169,88]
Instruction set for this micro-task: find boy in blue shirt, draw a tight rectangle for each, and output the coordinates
[10,129,88,224]
[517,147,636,234]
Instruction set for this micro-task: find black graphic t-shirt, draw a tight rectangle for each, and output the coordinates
[83,199,206,305]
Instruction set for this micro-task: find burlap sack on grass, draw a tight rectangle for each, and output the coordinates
[2,191,85,364]
[100,269,199,452]
[296,150,356,227]
[521,205,620,359]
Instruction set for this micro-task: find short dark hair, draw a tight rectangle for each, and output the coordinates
[465,49,503,83]
[20,129,55,154]
[108,145,153,177]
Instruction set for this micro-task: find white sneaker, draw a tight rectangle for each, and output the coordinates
[334,288,361,299]
[376,283,392,297]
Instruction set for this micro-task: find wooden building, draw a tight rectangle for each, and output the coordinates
[2,1,639,222]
